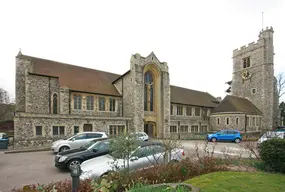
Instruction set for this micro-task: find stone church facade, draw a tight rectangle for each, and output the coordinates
[14,27,278,148]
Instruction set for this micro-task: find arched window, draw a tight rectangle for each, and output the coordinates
[144,71,154,111]
[226,117,229,125]
[53,93,58,114]
[236,117,239,125]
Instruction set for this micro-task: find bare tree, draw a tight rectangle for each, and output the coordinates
[0,88,10,104]
[277,73,285,100]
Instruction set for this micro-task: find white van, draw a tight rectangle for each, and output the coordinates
[257,131,285,148]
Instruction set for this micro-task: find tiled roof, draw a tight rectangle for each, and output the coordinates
[170,85,219,108]
[19,54,219,107]
[21,55,122,96]
[212,95,262,115]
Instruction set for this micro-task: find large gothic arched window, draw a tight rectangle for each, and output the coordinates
[144,71,154,111]
[53,93,58,114]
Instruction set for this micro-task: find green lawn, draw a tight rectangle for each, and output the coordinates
[185,171,285,192]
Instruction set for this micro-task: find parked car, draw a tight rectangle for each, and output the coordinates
[79,141,185,180]
[206,130,242,143]
[257,131,285,148]
[55,138,110,170]
[129,132,149,141]
[51,132,108,153]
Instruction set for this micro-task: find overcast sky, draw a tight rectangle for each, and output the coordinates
[0,0,284,101]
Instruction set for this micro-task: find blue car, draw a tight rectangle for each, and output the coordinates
[206,130,242,143]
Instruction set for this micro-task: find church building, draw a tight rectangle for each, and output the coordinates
[13,27,278,148]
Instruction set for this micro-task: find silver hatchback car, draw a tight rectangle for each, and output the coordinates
[51,132,108,153]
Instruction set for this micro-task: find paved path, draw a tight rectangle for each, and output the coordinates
[0,140,257,192]
[0,151,69,192]
[182,140,257,158]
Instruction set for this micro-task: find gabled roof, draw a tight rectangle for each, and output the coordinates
[212,95,262,115]
[18,54,219,107]
[170,85,219,108]
[19,54,122,96]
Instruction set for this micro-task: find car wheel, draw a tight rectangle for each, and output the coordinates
[67,159,82,171]
[59,146,70,152]
[234,138,241,143]
[211,137,217,142]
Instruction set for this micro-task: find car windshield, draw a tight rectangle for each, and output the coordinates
[80,140,98,149]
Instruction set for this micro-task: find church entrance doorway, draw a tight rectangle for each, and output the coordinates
[144,122,156,138]
[83,124,93,132]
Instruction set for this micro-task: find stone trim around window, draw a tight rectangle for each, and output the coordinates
[34,125,45,137]
[108,124,126,136]
[51,125,66,136]
[170,125,177,133]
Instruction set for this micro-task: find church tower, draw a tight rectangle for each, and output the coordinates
[231,27,278,130]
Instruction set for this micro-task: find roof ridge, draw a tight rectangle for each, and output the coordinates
[21,54,122,77]
[170,85,208,94]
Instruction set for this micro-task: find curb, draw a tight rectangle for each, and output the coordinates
[4,148,51,154]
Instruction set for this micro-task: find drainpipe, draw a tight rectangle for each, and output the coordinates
[178,121,180,139]
[245,114,247,133]
[122,78,124,117]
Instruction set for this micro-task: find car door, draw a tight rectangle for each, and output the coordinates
[217,131,227,141]
[224,131,234,141]
[70,133,87,148]
[128,146,150,171]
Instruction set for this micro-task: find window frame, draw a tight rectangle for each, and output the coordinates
[99,97,106,111]
[35,126,43,136]
[170,125,177,133]
[73,95,82,110]
[177,105,183,116]
[86,96,94,110]
[109,98,116,112]
[52,126,65,136]
[109,125,126,136]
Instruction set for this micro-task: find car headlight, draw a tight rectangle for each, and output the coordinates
[58,156,68,162]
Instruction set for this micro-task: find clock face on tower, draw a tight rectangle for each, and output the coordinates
[242,70,251,80]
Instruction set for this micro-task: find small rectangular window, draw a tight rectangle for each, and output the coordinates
[186,107,192,116]
[170,126,177,133]
[53,126,59,135]
[35,126,42,136]
[253,117,256,126]
[243,57,250,68]
[86,96,94,110]
[109,98,116,111]
[179,125,188,133]
[99,97,106,111]
[194,107,201,116]
[74,95,82,110]
[177,105,183,115]
[53,126,65,136]
[109,125,125,136]
[191,125,199,132]
[74,126,79,135]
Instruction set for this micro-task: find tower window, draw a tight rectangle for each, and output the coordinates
[252,88,256,94]
[243,57,251,68]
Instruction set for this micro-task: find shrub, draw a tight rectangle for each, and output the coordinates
[260,138,285,173]
[95,156,228,191]
[11,179,94,192]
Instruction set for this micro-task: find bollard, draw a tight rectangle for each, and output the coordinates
[70,164,82,192]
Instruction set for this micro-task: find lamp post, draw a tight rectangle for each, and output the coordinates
[70,164,82,191]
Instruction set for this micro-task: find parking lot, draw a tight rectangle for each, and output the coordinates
[0,140,255,192]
